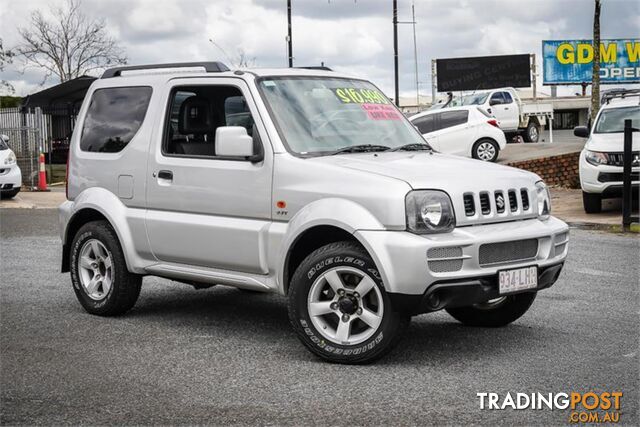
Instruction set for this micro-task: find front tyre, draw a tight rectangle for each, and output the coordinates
[288,241,409,364]
[582,191,602,213]
[70,220,141,316]
[445,292,537,327]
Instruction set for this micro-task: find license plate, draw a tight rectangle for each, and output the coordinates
[498,266,538,295]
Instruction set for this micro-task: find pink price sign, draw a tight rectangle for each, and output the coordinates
[361,103,401,121]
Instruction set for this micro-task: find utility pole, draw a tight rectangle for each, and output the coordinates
[392,0,399,105]
[591,0,601,123]
[287,0,293,68]
[411,3,419,107]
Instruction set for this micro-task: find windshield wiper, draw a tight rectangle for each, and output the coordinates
[327,144,391,155]
[387,143,432,152]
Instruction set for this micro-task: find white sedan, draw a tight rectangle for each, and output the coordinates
[0,134,22,199]
[410,106,507,162]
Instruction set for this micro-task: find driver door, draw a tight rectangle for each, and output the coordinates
[145,78,273,274]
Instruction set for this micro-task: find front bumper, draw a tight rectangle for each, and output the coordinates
[580,151,640,196]
[355,215,569,298]
[0,165,22,192]
[388,262,564,315]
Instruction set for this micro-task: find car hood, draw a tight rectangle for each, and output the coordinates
[310,151,539,192]
[586,132,639,152]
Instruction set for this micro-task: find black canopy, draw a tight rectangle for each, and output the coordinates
[21,76,96,109]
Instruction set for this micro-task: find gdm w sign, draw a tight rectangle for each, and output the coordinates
[542,39,640,85]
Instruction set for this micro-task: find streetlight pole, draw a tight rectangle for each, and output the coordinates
[393,0,399,105]
[287,0,293,68]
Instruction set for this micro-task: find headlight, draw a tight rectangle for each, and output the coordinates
[4,150,16,165]
[406,190,455,234]
[585,150,608,166]
[535,181,551,220]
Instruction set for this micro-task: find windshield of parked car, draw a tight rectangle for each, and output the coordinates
[594,106,640,133]
[257,77,428,155]
[0,139,8,150]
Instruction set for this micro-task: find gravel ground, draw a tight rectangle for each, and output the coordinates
[1,208,638,425]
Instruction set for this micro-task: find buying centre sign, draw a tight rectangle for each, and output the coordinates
[542,39,640,85]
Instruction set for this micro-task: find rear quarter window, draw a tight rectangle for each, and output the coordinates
[439,110,468,129]
[412,115,435,134]
[80,86,152,153]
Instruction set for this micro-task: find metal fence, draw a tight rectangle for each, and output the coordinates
[0,105,79,188]
[0,107,46,189]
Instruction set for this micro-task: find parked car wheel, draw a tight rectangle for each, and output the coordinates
[472,138,500,162]
[523,121,540,143]
[288,241,409,364]
[582,191,602,214]
[70,220,141,316]
[446,292,537,327]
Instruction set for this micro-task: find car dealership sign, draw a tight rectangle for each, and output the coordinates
[543,39,640,85]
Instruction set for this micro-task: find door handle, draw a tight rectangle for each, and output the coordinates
[157,170,173,183]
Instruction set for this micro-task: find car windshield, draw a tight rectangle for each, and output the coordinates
[257,77,428,155]
[0,139,8,150]
[594,106,640,133]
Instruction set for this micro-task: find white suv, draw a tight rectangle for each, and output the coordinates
[575,93,639,213]
[59,62,569,364]
[409,106,506,162]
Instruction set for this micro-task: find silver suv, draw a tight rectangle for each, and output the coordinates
[60,62,569,364]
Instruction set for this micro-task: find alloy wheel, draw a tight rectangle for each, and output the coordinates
[307,266,384,345]
[78,239,113,301]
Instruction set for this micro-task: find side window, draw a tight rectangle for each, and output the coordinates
[413,115,435,134]
[439,110,468,129]
[164,85,255,157]
[80,87,152,152]
[502,92,514,104]
[490,92,504,105]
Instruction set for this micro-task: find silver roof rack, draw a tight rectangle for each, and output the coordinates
[101,62,230,78]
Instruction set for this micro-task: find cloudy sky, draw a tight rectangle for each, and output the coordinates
[1,0,638,99]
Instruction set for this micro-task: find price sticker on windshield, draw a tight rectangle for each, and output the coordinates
[333,88,390,105]
[361,103,401,121]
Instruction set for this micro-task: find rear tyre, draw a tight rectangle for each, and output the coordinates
[523,122,540,143]
[472,139,499,162]
[70,220,141,316]
[288,241,410,364]
[582,191,602,213]
[446,292,537,327]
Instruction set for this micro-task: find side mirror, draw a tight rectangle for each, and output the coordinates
[215,126,263,162]
[0,134,9,144]
[573,126,589,138]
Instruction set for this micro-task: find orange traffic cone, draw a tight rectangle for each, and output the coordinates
[37,153,48,191]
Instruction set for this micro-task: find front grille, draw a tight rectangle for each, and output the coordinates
[463,194,475,216]
[520,189,530,210]
[1,183,13,189]
[427,246,463,273]
[494,191,506,213]
[508,190,518,212]
[598,172,640,182]
[479,239,539,266]
[607,152,640,167]
[479,192,491,215]
[460,188,532,223]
